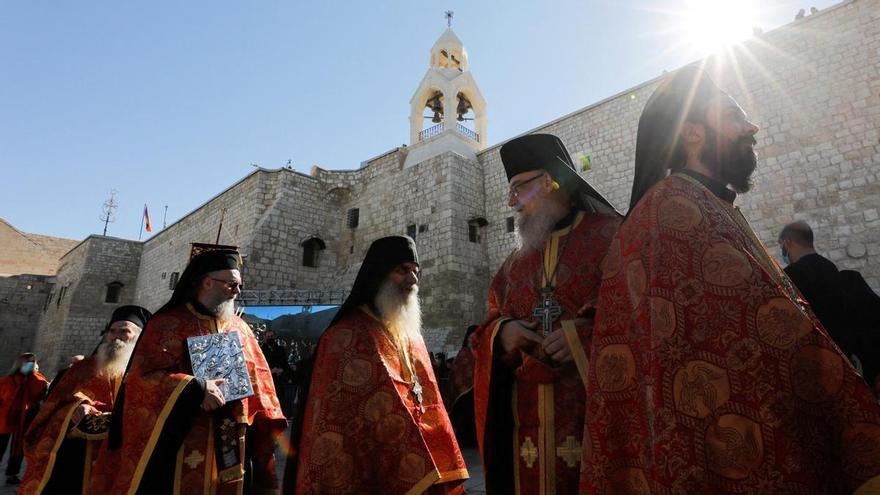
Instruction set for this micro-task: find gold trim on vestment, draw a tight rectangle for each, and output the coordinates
[127,376,195,495]
[33,400,83,495]
[561,320,589,388]
[438,468,470,483]
[405,470,441,495]
[538,384,556,495]
[173,440,184,495]
[855,474,880,495]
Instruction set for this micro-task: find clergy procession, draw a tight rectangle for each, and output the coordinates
[6,66,880,495]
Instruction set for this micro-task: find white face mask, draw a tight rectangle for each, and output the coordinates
[780,242,791,265]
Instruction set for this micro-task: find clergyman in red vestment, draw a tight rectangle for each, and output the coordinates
[89,249,286,494]
[471,134,620,494]
[290,235,468,494]
[20,305,150,495]
[0,353,49,485]
[581,66,880,493]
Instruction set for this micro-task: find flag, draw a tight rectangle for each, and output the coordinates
[143,204,152,233]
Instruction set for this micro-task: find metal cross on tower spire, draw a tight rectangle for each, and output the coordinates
[445,10,453,28]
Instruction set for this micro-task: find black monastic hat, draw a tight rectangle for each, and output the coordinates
[329,236,418,326]
[157,248,242,314]
[500,133,619,215]
[107,305,152,330]
[630,65,724,210]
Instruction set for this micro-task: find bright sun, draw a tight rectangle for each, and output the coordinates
[678,0,758,54]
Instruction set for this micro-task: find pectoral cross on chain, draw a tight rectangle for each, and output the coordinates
[412,379,425,413]
[533,288,562,337]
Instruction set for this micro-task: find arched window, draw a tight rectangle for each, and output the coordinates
[302,237,326,268]
[105,281,123,303]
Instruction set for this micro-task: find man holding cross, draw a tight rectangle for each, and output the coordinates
[471,134,620,493]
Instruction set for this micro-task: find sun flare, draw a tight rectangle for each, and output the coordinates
[677,0,758,54]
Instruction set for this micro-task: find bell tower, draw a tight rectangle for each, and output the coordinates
[405,13,487,168]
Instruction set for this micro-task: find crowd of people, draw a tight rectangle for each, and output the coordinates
[1,66,879,493]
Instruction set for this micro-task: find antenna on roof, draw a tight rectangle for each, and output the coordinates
[99,189,118,236]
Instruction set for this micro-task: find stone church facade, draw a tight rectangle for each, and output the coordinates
[25,0,879,377]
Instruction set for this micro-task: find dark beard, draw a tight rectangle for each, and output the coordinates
[701,125,757,193]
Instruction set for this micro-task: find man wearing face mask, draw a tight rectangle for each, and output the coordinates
[0,353,49,485]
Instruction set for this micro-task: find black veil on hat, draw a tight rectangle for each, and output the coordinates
[157,248,242,314]
[109,248,241,449]
[329,236,418,326]
[500,133,620,216]
[630,65,724,210]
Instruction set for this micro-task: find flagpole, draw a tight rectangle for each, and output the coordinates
[139,204,145,241]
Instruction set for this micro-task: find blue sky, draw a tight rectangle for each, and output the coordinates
[1,0,837,241]
[244,305,336,320]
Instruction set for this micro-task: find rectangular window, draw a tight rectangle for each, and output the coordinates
[57,285,68,307]
[468,224,479,243]
[105,282,123,304]
[303,244,318,267]
[506,216,515,233]
[347,208,360,229]
[44,292,54,312]
[407,224,417,239]
[169,272,180,290]
[418,224,428,233]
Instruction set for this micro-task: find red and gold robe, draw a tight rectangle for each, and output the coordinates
[20,356,118,494]
[472,211,620,494]
[292,306,468,494]
[88,304,287,495]
[0,371,49,462]
[581,173,880,493]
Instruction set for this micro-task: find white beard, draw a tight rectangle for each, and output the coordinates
[375,279,422,350]
[205,299,236,321]
[515,199,569,256]
[96,338,136,379]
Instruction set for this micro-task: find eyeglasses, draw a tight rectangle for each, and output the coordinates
[507,172,545,202]
[209,277,244,291]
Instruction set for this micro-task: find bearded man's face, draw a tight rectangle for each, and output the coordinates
[98,320,141,377]
[375,262,422,345]
[699,94,759,192]
[507,171,569,254]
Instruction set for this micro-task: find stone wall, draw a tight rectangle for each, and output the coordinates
[34,236,142,377]
[0,274,53,369]
[478,0,880,291]
[312,148,491,352]
[134,172,267,311]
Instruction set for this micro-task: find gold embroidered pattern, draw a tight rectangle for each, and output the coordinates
[183,450,205,469]
[521,437,538,468]
[556,436,582,468]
